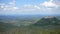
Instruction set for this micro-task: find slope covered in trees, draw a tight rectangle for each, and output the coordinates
[34,16,60,26]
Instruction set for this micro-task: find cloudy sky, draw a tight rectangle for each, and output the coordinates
[0,0,60,15]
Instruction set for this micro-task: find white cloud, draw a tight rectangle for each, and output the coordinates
[13,7,19,10]
[0,5,4,9]
[0,0,60,15]
[0,3,5,9]
[9,0,16,5]
[50,0,53,1]
[40,0,59,8]
[9,2,14,5]
[34,5,40,9]
[23,4,40,9]
[19,4,40,12]
[53,0,60,5]
[37,0,60,14]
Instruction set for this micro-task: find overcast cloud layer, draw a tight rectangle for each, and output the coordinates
[0,0,60,15]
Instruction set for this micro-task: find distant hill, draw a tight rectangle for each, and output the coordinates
[34,16,60,26]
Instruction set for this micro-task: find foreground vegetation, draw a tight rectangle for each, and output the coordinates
[0,16,60,34]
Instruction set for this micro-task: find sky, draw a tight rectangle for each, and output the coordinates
[0,0,60,15]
